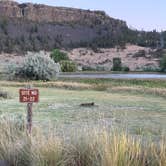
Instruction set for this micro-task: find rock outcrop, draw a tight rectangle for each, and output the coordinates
[0,1,130,53]
[0,1,126,25]
[0,0,164,55]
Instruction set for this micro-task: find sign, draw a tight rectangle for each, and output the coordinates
[19,89,39,103]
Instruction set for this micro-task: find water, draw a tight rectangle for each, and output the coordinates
[59,73,166,79]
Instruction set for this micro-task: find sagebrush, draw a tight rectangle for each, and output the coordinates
[8,52,60,81]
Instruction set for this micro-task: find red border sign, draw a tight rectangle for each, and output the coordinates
[19,89,39,103]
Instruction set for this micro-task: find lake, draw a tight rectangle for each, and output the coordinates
[59,73,166,79]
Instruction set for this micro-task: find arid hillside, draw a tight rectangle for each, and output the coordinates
[0,1,165,53]
[0,1,129,53]
[67,45,163,71]
[0,1,165,71]
[0,45,165,72]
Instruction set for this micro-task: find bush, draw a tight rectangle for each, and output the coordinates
[50,49,69,63]
[142,66,160,72]
[122,66,130,72]
[160,54,166,72]
[60,60,77,72]
[8,52,60,81]
[112,57,122,71]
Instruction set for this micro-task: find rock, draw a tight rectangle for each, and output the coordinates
[0,1,126,25]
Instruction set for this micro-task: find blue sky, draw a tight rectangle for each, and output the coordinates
[17,0,165,31]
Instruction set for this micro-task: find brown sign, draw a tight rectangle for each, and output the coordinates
[19,89,39,103]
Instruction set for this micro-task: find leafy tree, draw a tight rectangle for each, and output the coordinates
[112,57,122,71]
[160,54,166,72]
[50,49,69,63]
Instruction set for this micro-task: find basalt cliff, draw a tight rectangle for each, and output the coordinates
[0,1,131,53]
[0,1,125,25]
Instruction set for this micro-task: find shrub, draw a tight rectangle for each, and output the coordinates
[50,49,69,63]
[122,66,130,72]
[160,54,166,72]
[112,57,122,71]
[8,52,60,81]
[142,66,160,72]
[60,60,77,72]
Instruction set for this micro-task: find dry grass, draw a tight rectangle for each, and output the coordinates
[0,118,165,166]
[1,80,166,99]
[0,81,92,90]
[109,86,166,98]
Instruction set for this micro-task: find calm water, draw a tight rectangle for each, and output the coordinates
[59,73,166,79]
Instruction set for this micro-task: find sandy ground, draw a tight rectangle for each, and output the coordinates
[67,45,160,71]
[0,45,160,72]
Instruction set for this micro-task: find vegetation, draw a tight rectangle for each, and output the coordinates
[122,66,130,72]
[160,53,166,72]
[112,58,122,71]
[52,77,166,94]
[60,60,77,72]
[1,84,166,133]
[8,52,60,81]
[0,118,165,166]
[0,81,166,165]
[50,49,69,63]
[0,17,165,53]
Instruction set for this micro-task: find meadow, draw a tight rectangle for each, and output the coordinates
[0,79,166,165]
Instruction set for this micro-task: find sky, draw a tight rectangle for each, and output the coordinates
[17,0,165,31]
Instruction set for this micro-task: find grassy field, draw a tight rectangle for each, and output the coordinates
[1,82,166,138]
[0,79,166,165]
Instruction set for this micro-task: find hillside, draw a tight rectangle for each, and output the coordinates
[0,0,129,53]
[0,0,165,54]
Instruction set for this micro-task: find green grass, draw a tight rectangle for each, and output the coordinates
[0,120,165,166]
[59,77,166,89]
[0,86,166,139]
[0,80,166,165]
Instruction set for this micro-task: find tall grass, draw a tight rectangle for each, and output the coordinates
[0,118,165,166]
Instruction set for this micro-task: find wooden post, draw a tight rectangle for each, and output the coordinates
[19,84,39,134]
[27,102,33,134]
[26,84,33,134]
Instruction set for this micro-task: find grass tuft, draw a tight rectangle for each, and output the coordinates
[0,119,165,166]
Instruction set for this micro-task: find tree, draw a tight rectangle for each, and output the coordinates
[112,57,122,71]
[160,54,166,72]
[50,49,69,63]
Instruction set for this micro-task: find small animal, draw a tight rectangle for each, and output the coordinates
[80,102,95,107]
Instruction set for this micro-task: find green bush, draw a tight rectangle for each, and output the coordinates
[60,60,77,72]
[142,66,160,72]
[122,66,130,72]
[8,52,60,81]
[160,54,166,72]
[112,57,122,71]
[50,49,69,63]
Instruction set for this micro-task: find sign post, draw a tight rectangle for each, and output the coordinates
[19,85,39,134]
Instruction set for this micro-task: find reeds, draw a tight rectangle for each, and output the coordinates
[0,119,165,166]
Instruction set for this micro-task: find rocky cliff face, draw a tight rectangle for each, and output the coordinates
[0,1,130,53]
[0,1,126,25]
[0,1,163,54]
